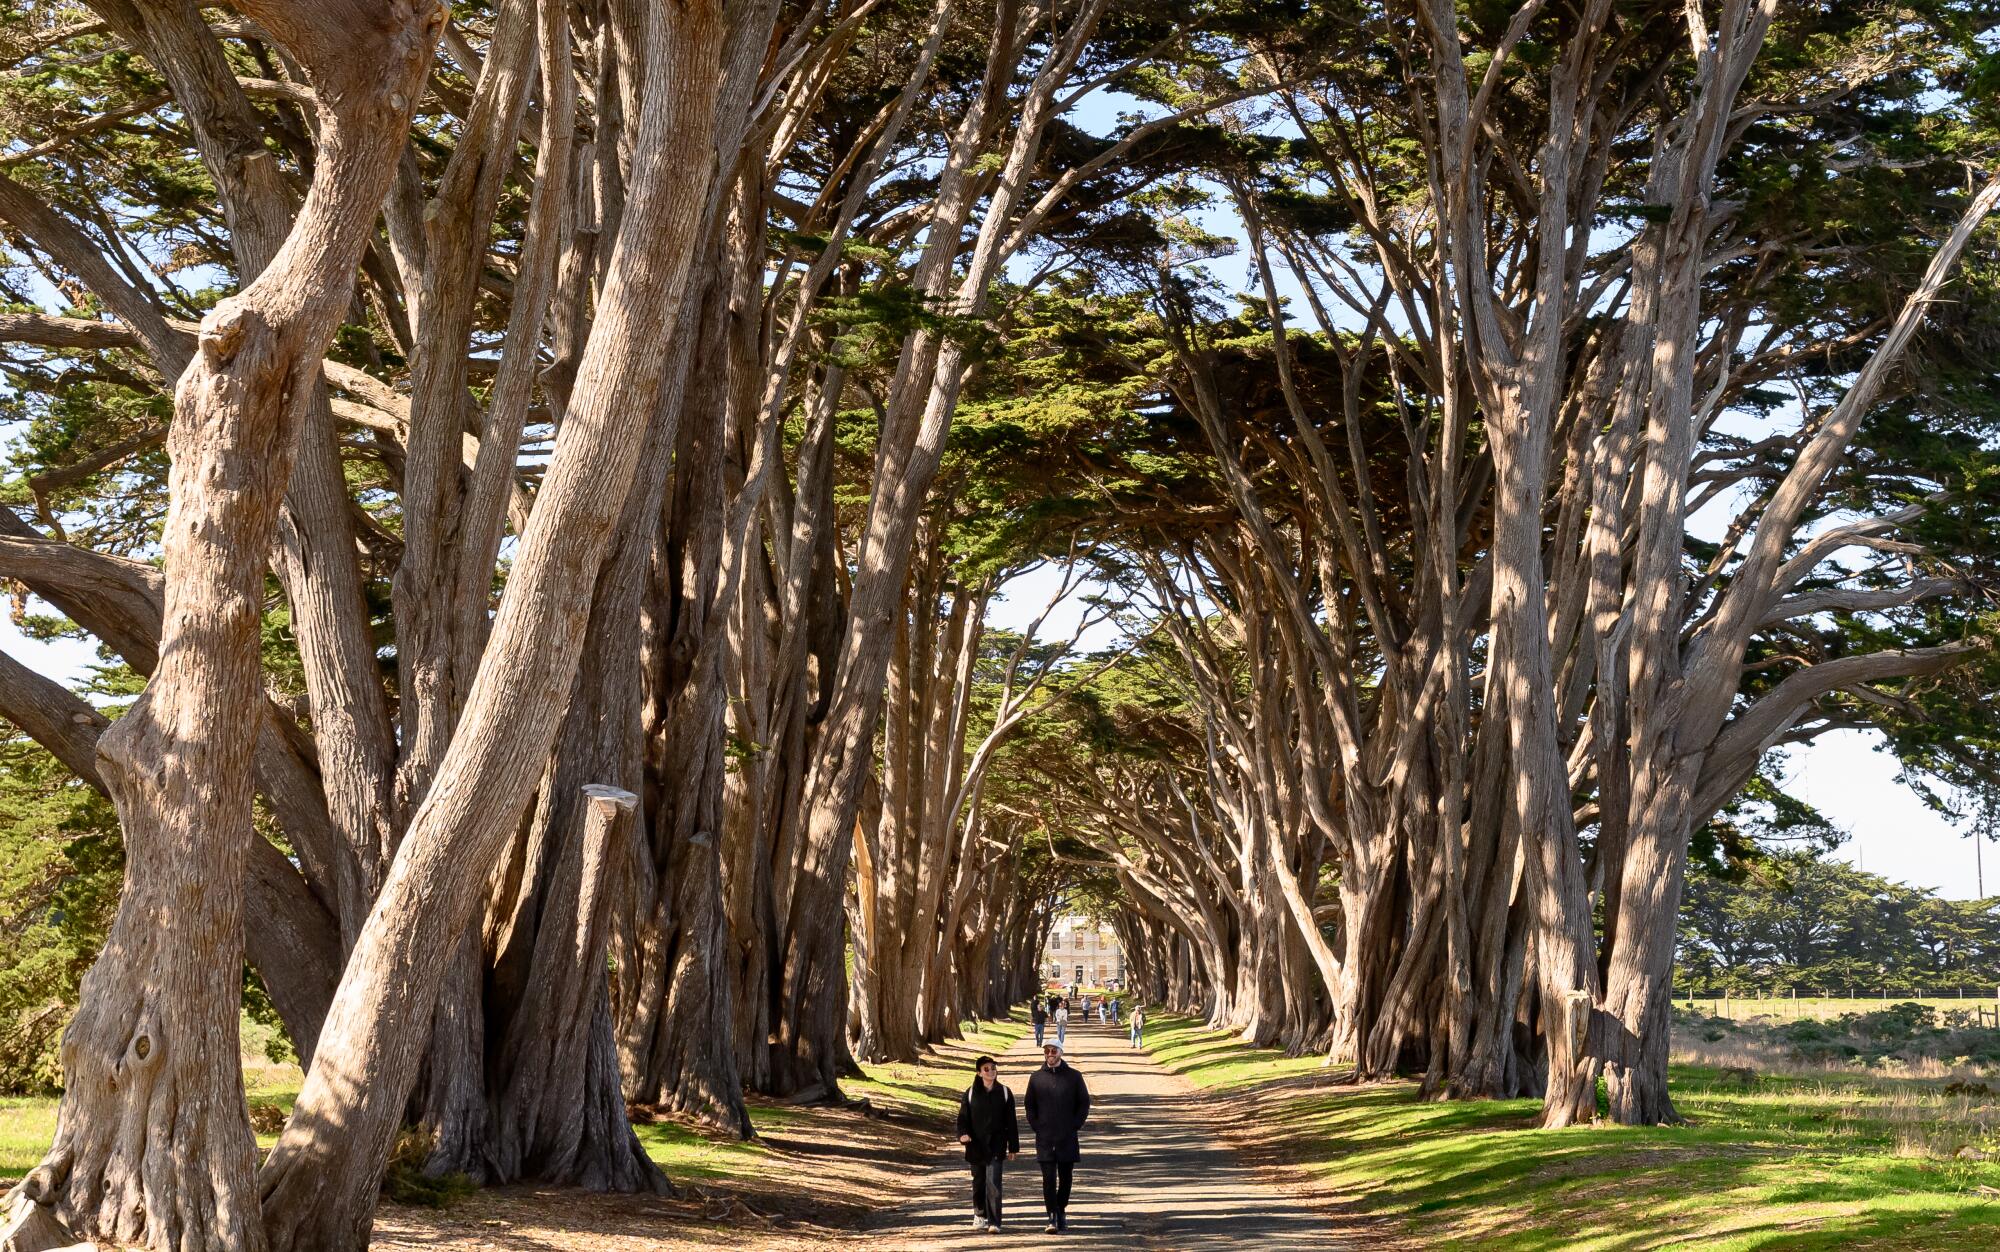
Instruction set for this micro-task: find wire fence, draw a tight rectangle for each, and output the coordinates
[1677,987,2000,1026]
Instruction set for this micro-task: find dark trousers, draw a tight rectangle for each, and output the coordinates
[1039,1159,1075,1215]
[970,1157,1005,1222]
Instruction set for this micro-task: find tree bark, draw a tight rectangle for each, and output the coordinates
[12,4,440,1247]
[257,5,735,1245]
[489,786,665,1190]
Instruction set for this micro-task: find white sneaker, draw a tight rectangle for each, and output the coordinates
[973,1216,989,1231]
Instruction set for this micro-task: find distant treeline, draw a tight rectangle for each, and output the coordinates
[1677,851,2000,994]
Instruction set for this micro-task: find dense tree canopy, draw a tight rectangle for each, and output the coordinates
[1680,851,2000,993]
[1,0,1999,1247]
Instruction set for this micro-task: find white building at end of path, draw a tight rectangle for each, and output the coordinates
[1044,913,1123,989]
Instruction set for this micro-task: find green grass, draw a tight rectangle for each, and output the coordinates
[632,1114,778,1180]
[846,1009,1033,1116]
[1141,1013,2000,1250]
[0,1011,1036,1188]
[1142,1012,1331,1091]
[0,1095,55,1180]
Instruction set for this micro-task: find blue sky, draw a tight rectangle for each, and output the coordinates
[1,61,1982,904]
[984,563,1987,901]
[988,84,1991,900]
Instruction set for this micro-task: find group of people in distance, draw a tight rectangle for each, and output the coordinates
[1029,991,1146,1052]
[954,994,1149,1234]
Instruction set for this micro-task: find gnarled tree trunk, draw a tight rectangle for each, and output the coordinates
[256,5,736,1245]
[8,3,440,1247]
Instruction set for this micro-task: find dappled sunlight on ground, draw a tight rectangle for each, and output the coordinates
[858,1014,1357,1249]
[369,1012,1038,1248]
[1139,1011,2000,1251]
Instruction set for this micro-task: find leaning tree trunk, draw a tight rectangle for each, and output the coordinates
[386,0,550,1178]
[255,6,734,1246]
[5,4,439,1249]
[489,785,664,1190]
[88,0,406,957]
[618,234,752,1135]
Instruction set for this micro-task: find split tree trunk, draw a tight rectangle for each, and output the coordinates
[10,4,440,1247]
[489,786,664,1189]
[256,6,735,1245]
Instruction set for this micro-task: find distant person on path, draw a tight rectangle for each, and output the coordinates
[1054,999,1069,1048]
[1108,998,1119,1026]
[1032,998,1048,1047]
[955,1055,1020,1233]
[1129,1004,1145,1049]
[1025,1041,1091,1234]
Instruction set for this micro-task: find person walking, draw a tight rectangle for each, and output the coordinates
[1053,999,1069,1048]
[1032,998,1048,1048]
[1107,998,1119,1027]
[955,1055,1020,1233]
[1024,1041,1090,1233]
[1129,1003,1145,1050]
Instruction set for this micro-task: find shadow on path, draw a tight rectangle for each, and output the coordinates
[856,1019,1355,1250]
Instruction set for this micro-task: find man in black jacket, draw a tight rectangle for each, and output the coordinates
[955,1055,1020,1232]
[1023,1041,1091,1233]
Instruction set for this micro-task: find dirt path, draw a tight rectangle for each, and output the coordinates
[854,1017,1355,1249]
[363,1016,1355,1250]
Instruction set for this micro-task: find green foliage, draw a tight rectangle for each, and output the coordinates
[0,733,121,1093]
[1678,851,2000,994]
[0,723,304,1087]
[240,970,298,1066]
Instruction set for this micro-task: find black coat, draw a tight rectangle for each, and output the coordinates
[956,1079,1020,1163]
[1024,1061,1090,1163]
[1032,1002,1047,1025]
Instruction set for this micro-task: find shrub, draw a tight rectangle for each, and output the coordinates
[0,738,122,1094]
[381,1127,477,1208]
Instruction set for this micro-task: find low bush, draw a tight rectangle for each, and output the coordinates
[1764,1002,2000,1070]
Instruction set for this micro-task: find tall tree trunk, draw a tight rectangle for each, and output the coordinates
[1489,421,1600,1128]
[618,226,751,1133]
[489,786,664,1189]
[8,4,440,1247]
[257,7,735,1244]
